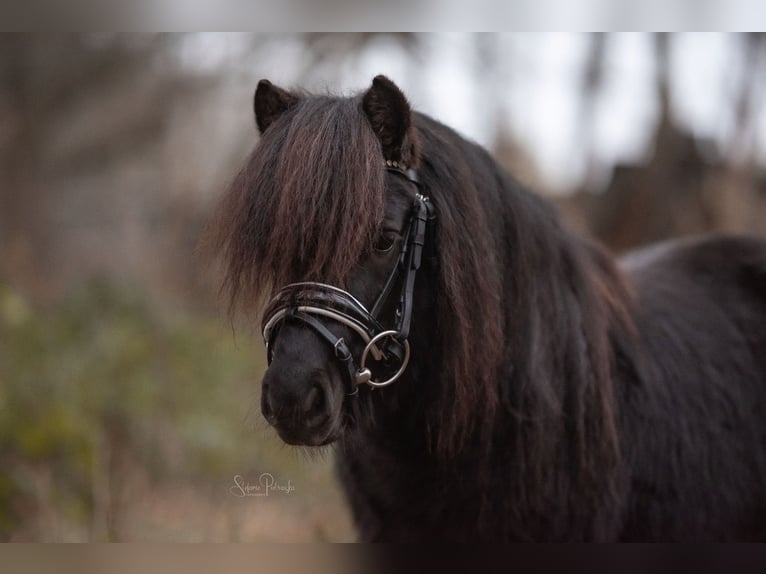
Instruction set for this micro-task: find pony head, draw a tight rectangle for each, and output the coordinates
[214,76,429,445]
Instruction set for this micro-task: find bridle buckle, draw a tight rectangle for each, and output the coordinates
[334,337,352,362]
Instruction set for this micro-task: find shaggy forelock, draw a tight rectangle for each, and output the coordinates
[208,95,386,313]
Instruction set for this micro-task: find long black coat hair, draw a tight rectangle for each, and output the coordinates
[208,75,766,541]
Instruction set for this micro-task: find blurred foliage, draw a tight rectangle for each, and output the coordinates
[0,281,343,540]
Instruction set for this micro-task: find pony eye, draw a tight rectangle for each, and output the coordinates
[374,232,396,253]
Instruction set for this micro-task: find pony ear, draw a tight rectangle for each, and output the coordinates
[254,79,299,134]
[362,75,415,163]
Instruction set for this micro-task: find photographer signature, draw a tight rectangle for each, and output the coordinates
[229,473,295,497]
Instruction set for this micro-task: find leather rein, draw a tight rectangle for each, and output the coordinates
[261,163,435,396]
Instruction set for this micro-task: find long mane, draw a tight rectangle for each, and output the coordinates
[415,115,636,530]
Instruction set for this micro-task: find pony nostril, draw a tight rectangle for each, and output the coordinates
[303,383,326,420]
[261,384,275,420]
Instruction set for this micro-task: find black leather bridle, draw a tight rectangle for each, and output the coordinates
[261,163,436,396]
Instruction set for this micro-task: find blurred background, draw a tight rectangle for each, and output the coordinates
[1,33,765,542]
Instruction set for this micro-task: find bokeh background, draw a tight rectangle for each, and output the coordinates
[1,33,766,542]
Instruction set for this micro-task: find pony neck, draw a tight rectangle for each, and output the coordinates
[350,121,636,488]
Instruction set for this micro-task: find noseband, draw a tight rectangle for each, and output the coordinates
[261,163,436,396]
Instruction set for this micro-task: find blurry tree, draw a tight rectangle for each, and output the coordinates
[731,33,766,165]
[579,33,607,188]
[0,35,170,296]
[571,33,766,252]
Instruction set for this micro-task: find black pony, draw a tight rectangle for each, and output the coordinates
[208,75,766,541]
